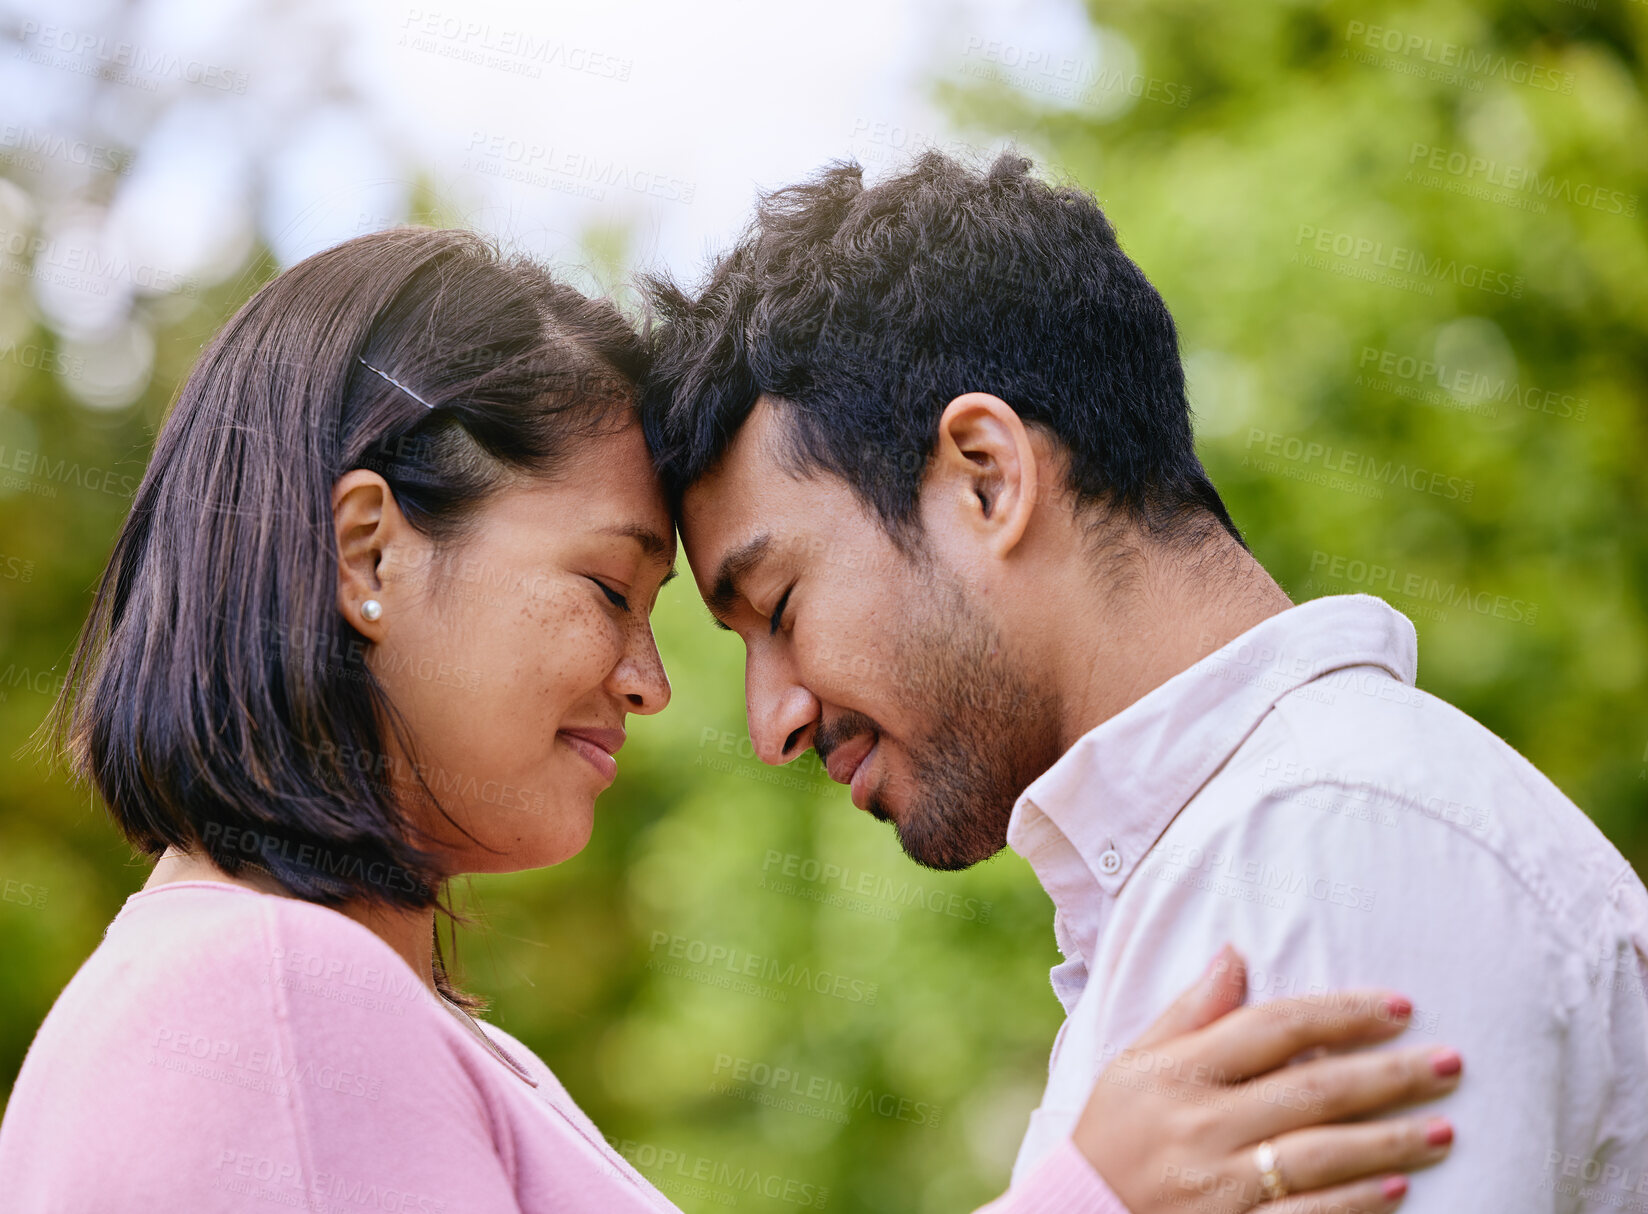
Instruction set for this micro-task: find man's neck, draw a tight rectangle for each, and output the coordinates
[1043,529,1295,753]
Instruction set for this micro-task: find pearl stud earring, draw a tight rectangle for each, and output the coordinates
[360,599,383,622]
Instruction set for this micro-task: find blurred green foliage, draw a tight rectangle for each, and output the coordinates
[2,2,1645,1212]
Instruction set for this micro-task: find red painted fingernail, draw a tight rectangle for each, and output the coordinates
[1426,1118,1453,1147]
[1430,1047,1463,1077]
[1382,1174,1409,1201]
[1382,996,1412,1022]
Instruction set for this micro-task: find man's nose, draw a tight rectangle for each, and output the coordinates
[746,659,820,765]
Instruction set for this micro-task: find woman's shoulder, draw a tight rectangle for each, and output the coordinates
[0,882,559,1211]
[5,881,500,1132]
[101,880,435,1011]
[20,880,460,1095]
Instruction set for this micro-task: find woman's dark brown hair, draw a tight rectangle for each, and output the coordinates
[48,227,644,934]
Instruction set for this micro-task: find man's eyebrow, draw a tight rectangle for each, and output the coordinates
[599,524,679,585]
[705,532,772,625]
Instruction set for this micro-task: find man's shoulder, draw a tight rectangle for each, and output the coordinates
[1203,667,1639,940]
[1256,666,1552,826]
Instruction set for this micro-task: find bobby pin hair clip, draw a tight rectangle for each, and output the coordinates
[357,356,434,409]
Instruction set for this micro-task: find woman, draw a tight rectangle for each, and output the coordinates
[0,228,1460,1212]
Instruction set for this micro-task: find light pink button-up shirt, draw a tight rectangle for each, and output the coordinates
[1006,595,1648,1211]
[0,881,1125,1212]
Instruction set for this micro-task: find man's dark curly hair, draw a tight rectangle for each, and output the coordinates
[640,150,1241,551]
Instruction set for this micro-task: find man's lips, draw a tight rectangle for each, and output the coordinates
[558,727,624,783]
[823,735,877,810]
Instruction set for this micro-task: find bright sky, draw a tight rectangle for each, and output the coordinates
[340,0,1098,280]
[0,0,1137,405]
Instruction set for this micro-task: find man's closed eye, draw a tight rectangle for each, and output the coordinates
[769,586,793,635]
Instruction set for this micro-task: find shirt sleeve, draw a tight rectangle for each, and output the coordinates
[972,1137,1131,1214]
[1136,777,1591,1212]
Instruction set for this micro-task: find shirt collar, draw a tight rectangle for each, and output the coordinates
[1007,594,1417,958]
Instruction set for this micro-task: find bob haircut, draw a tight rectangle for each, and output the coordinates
[49,227,644,916]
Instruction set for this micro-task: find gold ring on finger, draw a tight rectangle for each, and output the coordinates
[1253,1140,1289,1202]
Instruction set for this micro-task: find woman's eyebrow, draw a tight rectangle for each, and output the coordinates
[598,524,678,583]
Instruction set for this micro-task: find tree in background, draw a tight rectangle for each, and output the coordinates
[1,3,1642,1213]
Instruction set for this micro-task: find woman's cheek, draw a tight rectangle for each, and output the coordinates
[583,616,631,686]
[533,588,627,699]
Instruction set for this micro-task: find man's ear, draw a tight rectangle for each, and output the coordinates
[332,469,404,638]
[927,392,1040,559]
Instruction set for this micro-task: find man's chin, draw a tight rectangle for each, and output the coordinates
[887,800,1012,872]
[895,828,1008,872]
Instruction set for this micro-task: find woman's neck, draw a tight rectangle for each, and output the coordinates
[146,847,440,997]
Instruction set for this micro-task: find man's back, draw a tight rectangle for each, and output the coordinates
[1008,595,1648,1211]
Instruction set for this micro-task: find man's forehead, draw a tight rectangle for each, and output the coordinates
[679,466,757,558]
[677,396,899,593]
[679,403,801,551]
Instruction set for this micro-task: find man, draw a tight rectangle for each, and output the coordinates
[640,152,1648,1210]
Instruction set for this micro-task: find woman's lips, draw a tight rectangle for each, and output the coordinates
[558,727,623,784]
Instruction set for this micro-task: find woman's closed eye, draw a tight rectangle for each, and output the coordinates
[591,579,630,612]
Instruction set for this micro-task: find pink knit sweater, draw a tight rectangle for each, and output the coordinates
[0,882,1125,1213]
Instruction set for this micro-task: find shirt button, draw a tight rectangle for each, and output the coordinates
[1098,848,1123,876]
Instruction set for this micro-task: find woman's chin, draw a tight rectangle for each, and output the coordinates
[455,800,596,873]
[545,810,596,865]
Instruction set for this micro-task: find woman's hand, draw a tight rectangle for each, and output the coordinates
[1072,946,1460,1213]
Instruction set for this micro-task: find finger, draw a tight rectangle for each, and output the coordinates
[1188,989,1415,1080]
[1263,1173,1411,1214]
[1132,944,1250,1049]
[1257,1114,1451,1195]
[1233,1043,1464,1140]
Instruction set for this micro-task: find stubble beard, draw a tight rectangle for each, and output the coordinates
[869,567,1062,872]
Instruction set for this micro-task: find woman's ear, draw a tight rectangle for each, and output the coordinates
[927,392,1041,559]
[332,469,399,638]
